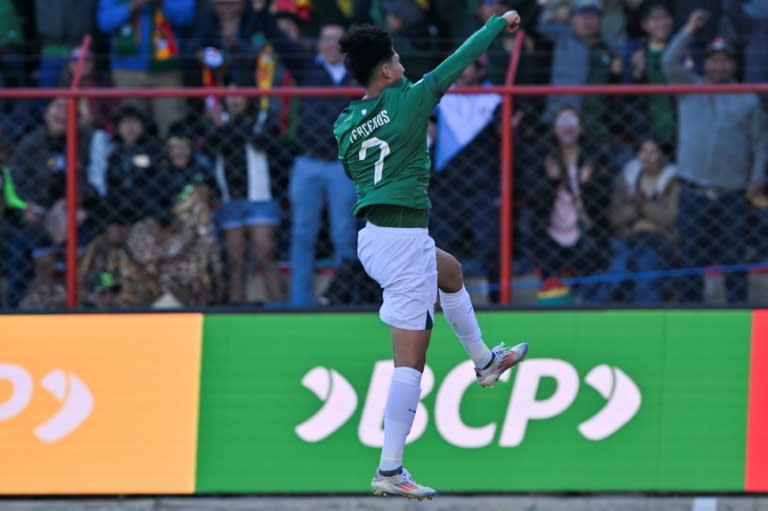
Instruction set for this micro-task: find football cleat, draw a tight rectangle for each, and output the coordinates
[475,342,528,387]
[371,467,437,500]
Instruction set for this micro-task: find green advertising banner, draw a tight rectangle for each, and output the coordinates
[196,311,752,493]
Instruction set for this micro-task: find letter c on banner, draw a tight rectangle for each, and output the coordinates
[435,360,511,448]
[0,364,33,421]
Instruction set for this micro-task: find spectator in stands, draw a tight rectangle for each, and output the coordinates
[6,98,96,308]
[206,86,286,306]
[35,0,98,88]
[192,0,255,91]
[267,2,308,152]
[97,0,195,136]
[101,105,163,230]
[90,104,160,315]
[430,54,503,302]
[79,113,182,307]
[125,186,223,307]
[124,130,223,307]
[593,136,679,304]
[252,3,357,307]
[527,105,610,303]
[153,121,218,231]
[79,124,224,309]
[600,0,646,51]
[59,44,122,200]
[59,45,121,132]
[243,0,307,223]
[161,122,218,200]
[721,0,768,94]
[662,10,768,303]
[537,0,641,51]
[194,0,301,154]
[273,0,309,42]
[622,2,675,144]
[537,0,623,146]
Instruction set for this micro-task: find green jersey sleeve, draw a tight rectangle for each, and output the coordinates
[402,15,508,114]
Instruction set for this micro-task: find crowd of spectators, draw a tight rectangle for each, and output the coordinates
[0,0,766,308]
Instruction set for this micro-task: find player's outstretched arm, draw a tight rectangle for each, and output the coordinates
[428,10,520,94]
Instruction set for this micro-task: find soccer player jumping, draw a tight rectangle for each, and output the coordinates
[334,9,528,500]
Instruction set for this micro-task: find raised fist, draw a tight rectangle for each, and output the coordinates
[502,10,521,32]
[685,10,708,34]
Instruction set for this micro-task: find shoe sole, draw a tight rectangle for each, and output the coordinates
[373,488,434,500]
[479,343,528,388]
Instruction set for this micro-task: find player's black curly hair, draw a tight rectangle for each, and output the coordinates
[339,25,395,86]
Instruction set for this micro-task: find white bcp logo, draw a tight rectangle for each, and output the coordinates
[295,358,641,447]
[0,364,94,443]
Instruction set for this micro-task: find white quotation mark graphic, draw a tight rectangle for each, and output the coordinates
[0,364,33,421]
[578,365,641,441]
[0,364,94,443]
[35,370,94,443]
[295,367,357,442]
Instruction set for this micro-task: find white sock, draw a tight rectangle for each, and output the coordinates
[379,366,422,473]
[440,286,492,368]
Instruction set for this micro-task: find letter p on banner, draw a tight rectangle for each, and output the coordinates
[499,359,579,447]
[0,314,202,494]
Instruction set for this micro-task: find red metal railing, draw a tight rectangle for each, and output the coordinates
[65,35,92,307]
[500,30,525,304]
[6,82,768,100]
[3,76,768,307]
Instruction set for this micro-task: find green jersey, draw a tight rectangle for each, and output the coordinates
[334,15,508,219]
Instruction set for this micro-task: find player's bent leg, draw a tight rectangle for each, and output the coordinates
[436,247,493,367]
[436,246,529,387]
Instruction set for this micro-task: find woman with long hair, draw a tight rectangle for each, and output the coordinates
[528,105,611,301]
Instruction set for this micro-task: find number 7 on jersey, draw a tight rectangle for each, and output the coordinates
[359,137,390,185]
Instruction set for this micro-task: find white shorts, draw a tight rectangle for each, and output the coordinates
[357,222,437,331]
